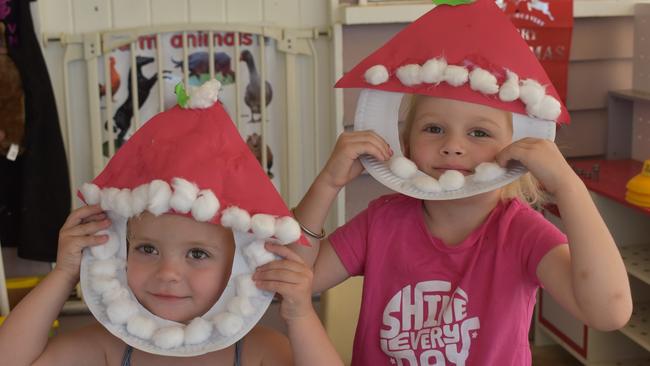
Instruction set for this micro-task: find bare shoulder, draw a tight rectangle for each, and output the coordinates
[243,325,292,366]
[34,322,125,366]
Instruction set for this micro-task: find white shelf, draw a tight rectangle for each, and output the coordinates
[620,302,650,352]
[336,0,650,25]
[620,244,650,286]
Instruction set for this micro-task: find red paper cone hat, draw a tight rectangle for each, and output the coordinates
[79,80,305,245]
[336,0,570,124]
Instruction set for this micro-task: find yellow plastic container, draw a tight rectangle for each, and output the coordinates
[626,159,650,207]
[5,276,43,309]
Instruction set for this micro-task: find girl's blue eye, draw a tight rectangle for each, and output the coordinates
[136,244,158,255]
[188,249,209,260]
[469,129,490,138]
[424,125,443,134]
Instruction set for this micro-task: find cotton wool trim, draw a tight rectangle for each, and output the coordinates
[363,58,561,122]
[78,179,301,356]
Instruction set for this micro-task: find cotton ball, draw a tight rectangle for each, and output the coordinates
[469,68,499,95]
[389,156,418,179]
[184,317,213,345]
[498,71,520,102]
[106,298,139,325]
[251,214,275,239]
[170,178,199,214]
[90,229,120,260]
[527,95,561,121]
[227,296,256,317]
[90,258,121,277]
[191,189,219,222]
[443,65,469,87]
[148,180,172,216]
[187,79,221,109]
[221,206,251,232]
[364,65,389,85]
[439,170,465,191]
[102,286,130,305]
[473,162,506,182]
[519,79,545,107]
[100,188,120,211]
[411,175,442,193]
[390,156,418,179]
[131,184,149,216]
[90,276,120,295]
[126,314,157,340]
[396,64,422,86]
[421,58,447,84]
[80,183,101,205]
[213,312,244,337]
[244,241,276,268]
[236,274,261,297]
[274,216,300,244]
[152,326,185,349]
[113,188,133,218]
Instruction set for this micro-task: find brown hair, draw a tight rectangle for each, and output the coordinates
[401,94,550,207]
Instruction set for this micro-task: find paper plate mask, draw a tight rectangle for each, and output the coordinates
[336,0,570,200]
[78,80,305,356]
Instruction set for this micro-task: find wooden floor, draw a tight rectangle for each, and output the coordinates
[532,345,582,366]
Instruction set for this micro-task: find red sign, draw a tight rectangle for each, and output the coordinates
[497,0,573,103]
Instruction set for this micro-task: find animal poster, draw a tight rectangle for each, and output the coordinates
[97,32,282,188]
[496,0,573,102]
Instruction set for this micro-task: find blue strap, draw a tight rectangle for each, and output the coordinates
[121,345,133,366]
[234,339,242,366]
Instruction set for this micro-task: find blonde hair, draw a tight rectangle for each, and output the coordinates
[402,94,550,208]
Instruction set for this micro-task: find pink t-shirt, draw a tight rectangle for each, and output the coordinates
[329,194,567,366]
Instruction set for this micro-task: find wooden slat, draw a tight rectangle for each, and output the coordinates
[111,0,151,28]
[226,0,263,23]
[188,0,227,23]
[71,0,111,33]
[151,0,189,25]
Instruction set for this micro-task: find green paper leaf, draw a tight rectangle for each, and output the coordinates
[432,0,474,6]
[175,82,189,108]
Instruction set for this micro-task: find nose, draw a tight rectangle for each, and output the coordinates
[155,257,182,283]
[440,134,466,156]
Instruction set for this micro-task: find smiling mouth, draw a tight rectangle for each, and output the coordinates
[150,293,190,301]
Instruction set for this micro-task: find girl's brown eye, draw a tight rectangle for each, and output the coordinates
[469,130,489,137]
[425,126,443,134]
[188,249,209,260]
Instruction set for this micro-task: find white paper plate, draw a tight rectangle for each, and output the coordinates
[353,89,555,200]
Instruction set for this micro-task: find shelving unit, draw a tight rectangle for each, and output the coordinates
[536,4,650,364]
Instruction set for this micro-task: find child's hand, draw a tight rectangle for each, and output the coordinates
[496,137,578,196]
[55,205,111,283]
[253,243,316,323]
[319,131,392,190]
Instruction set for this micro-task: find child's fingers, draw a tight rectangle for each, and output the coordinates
[496,143,529,167]
[256,258,306,275]
[81,212,108,224]
[62,205,105,229]
[348,131,393,160]
[66,233,109,249]
[254,268,306,285]
[263,243,304,263]
[255,280,296,295]
[64,219,111,237]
